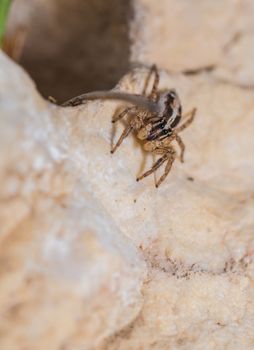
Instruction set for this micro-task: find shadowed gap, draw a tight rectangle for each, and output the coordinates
[13,0,132,102]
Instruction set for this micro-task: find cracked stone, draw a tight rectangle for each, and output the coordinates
[1,1,254,349]
[131,0,254,86]
[1,50,254,349]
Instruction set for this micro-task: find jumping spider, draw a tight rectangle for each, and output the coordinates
[63,65,196,187]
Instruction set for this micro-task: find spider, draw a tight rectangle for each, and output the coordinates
[62,65,196,187]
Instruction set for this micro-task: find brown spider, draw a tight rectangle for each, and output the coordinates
[62,65,196,187]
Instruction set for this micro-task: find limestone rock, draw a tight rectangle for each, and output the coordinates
[131,0,254,86]
[1,48,254,349]
[0,52,144,350]
[1,1,254,348]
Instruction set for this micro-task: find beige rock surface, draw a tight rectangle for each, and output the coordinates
[1,48,254,349]
[0,52,144,350]
[131,0,254,86]
[1,1,254,349]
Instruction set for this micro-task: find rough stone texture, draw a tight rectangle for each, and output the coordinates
[131,0,254,87]
[0,52,144,350]
[1,0,254,349]
[1,50,254,349]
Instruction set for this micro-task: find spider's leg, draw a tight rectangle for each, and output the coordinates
[174,133,185,163]
[136,152,168,182]
[142,64,157,95]
[112,106,137,123]
[148,65,160,101]
[111,124,133,154]
[176,108,196,133]
[155,148,176,188]
[142,64,159,100]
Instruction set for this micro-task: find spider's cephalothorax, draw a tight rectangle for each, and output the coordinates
[140,90,182,142]
[62,65,196,187]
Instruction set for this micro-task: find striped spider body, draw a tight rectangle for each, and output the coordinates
[111,66,196,187]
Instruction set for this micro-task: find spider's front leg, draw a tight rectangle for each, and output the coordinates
[111,109,141,154]
[155,147,176,187]
[136,146,176,187]
[136,152,168,182]
[111,123,133,154]
[112,106,137,123]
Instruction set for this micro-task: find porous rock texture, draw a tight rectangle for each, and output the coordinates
[1,1,254,350]
[131,0,254,87]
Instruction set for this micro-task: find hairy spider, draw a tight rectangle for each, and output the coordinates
[62,65,196,187]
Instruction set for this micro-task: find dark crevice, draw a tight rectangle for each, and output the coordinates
[182,64,216,76]
[214,77,254,90]
[9,0,133,103]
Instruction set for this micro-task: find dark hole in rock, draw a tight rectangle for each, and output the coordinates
[7,0,132,103]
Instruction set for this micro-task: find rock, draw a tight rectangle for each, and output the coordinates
[0,52,144,350]
[1,0,254,349]
[131,0,254,86]
[1,49,254,349]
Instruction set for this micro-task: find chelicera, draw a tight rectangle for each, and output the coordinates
[62,65,196,187]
